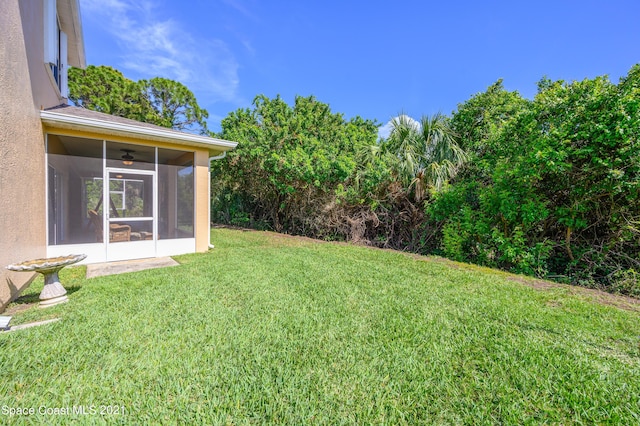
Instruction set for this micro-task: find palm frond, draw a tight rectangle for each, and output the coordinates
[384,113,468,200]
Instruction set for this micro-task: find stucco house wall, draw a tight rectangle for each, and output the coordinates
[21,1,68,109]
[0,1,50,308]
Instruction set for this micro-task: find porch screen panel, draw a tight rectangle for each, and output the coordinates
[47,135,103,245]
[158,149,194,239]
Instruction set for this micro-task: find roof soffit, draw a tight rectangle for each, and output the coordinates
[41,106,238,154]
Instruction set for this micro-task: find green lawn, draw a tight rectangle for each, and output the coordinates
[1,229,639,424]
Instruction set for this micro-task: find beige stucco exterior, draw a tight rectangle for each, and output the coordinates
[0,0,237,311]
[0,0,65,309]
[194,150,211,252]
[19,0,69,109]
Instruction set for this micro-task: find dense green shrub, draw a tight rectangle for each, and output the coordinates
[213,67,640,296]
[431,65,640,294]
[211,95,379,236]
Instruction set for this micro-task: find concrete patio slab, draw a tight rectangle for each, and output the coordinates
[86,257,179,278]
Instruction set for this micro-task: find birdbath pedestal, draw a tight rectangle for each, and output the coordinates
[6,254,86,308]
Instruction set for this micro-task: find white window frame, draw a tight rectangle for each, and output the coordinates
[109,178,126,212]
[59,30,68,97]
[43,0,68,98]
[43,0,57,65]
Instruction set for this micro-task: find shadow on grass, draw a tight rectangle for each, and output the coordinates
[11,285,83,305]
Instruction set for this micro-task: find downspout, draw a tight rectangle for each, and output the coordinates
[208,152,227,249]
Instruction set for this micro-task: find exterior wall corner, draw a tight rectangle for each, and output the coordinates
[0,0,48,311]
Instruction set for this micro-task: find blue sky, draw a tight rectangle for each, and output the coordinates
[80,0,640,136]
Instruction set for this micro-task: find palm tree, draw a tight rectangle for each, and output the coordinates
[382,113,467,201]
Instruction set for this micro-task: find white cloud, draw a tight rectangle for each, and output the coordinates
[80,0,241,104]
[221,0,261,23]
[378,114,421,139]
[378,121,394,140]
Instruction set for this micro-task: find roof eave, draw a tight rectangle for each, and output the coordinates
[40,110,238,153]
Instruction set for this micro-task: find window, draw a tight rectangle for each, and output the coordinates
[109,178,146,217]
[43,0,68,97]
[82,177,103,216]
[109,179,125,211]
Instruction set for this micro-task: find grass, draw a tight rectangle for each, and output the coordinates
[1,228,639,424]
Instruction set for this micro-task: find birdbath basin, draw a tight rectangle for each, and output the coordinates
[6,254,86,308]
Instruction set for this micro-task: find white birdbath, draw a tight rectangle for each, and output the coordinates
[6,254,86,308]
